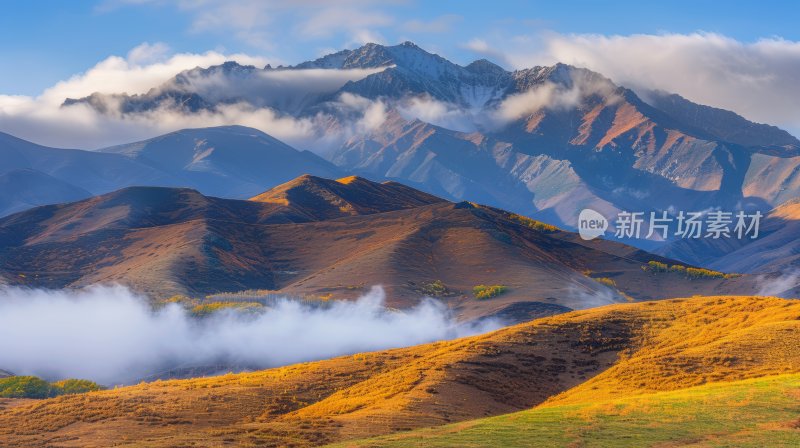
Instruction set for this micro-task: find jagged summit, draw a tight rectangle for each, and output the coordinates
[292,41,458,78]
[465,58,507,75]
[173,61,258,85]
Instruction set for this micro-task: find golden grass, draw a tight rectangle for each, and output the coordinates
[1,295,798,447]
[335,373,800,447]
[544,295,800,406]
[336,176,361,185]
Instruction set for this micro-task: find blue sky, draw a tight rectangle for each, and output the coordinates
[1,0,798,96]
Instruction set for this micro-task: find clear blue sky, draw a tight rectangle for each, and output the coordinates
[1,0,798,96]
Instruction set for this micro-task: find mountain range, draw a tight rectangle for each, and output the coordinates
[2,41,800,276]
[0,126,342,218]
[61,42,800,229]
[0,174,759,318]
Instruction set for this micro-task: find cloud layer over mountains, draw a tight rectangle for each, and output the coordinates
[0,43,387,149]
[0,285,501,385]
[1,32,797,150]
[492,32,800,135]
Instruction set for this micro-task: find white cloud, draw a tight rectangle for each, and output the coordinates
[167,65,388,110]
[0,44,386,150]
[0,96,305,149]
[756,271,800,297]
[101,0,279,49]
[0,285,501,385]
[402,14,461,34]
[479,32,800,136]
[297,7,393,40]
[38,42,270,105]
[335,92,389,133]
[395,69,621,132]
[103,0,395,49]
[126,42,171,65]
[397,96,478,132]
[6,32,797,151]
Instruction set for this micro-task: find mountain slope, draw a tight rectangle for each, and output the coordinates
[0,127,346,218]
[100,125,343,198]
[0,131,182,217]
[0,176,754,310]
[743,151,800,206]
[333,112,539,211]
[1,295,797,447]
[0,169,92,217]
[657,198,800,278]
[340,374,800,448]
[250,173,445,221]
[329,57,783,230]
[644,90,800,151]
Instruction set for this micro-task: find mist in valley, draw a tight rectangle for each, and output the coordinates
[0,285,502,385]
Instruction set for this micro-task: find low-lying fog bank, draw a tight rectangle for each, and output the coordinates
[0,285,502,385]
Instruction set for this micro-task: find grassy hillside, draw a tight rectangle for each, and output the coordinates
[0,296,798,447]
[544,295,800,405]
[336,374,800,448]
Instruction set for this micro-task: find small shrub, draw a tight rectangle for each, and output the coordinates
[414,280,457,298]
[473,285,508,300]
[684,267,739,279]
[52,378,104,395]
[0,376,103,398]
[0,376,54,398]
[642,261,669,273]
[191,301,263,317]
[642,261,739,279]
[507,213,559,233]
[421,280,449,297]
[594,277,617,288]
